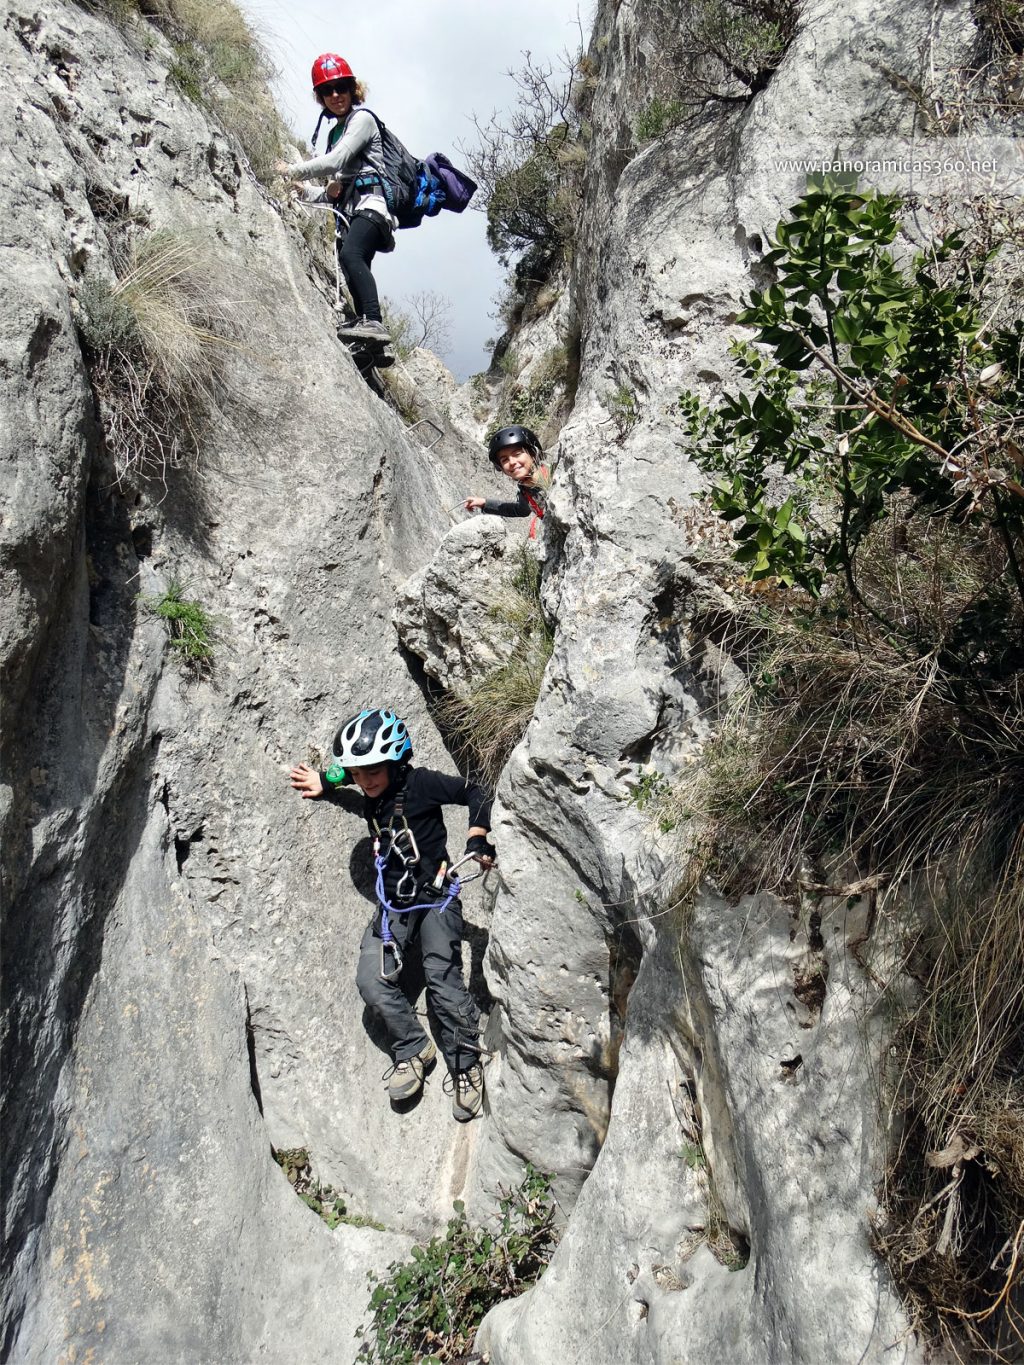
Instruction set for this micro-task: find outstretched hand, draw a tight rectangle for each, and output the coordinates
[289,762,323,799]
[464,496,486,512]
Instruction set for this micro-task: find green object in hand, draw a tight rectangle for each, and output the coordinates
[325,762,346,785]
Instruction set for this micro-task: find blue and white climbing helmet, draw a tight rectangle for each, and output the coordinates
[333,708,413,767]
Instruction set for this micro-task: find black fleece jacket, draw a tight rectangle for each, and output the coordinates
[321,764,491,899]
[482,483,546,518]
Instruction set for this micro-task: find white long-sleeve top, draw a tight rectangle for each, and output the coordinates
[284,108,395,226]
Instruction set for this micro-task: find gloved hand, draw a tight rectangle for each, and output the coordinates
[465,833,496,866]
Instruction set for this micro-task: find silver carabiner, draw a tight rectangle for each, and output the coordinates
[394,867,418,904]
[393,822,421,867]
[380,940,403,982]
[433,852,495,890]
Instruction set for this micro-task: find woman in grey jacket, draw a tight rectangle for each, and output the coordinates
[277,53,394,344]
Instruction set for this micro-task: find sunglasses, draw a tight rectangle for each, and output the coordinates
[321,80,353,98]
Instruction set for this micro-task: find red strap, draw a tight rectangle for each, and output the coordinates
[523,490,545,519]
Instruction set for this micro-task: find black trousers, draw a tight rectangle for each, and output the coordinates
[355,898,481,1073]
[338,213,391,322]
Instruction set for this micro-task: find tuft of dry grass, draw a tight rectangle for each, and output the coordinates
[672,512,1024,901]
[83,0,291,183]
[670,508,1024,1356]
[78,229,242,482]
[874,850,1024,1361]
[434,547,553,786]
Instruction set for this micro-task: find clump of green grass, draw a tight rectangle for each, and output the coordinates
[77,228,240,482]
[273,1148,386,1232]
[634,96,685,142]
[356,1166,557,1365]
[435,547,553,786]
[143,580,216,674]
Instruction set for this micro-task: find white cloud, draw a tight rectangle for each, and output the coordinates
[239,0,589,378]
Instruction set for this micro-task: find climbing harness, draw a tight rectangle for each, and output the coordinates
[371,792,493,981]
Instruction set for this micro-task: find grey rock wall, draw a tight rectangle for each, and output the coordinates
[1,2,480,1359]
[2,0,986,1360]
[461,0,975,1359]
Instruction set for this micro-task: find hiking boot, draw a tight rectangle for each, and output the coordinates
[385,1039,436,1102]
[338,316,390,344]
[447,1063,485,1122]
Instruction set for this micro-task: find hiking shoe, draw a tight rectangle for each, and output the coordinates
[447,1063,485,1122]
[385,1039,436,1102]
[338,316,390,344]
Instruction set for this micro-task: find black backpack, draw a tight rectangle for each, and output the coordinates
[361,110,425,229]
[322,109,475,230]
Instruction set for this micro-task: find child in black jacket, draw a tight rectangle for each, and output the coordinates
[290,707,494,1121]
[464,425,547,531]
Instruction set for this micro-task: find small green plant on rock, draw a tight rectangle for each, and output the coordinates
[675,1096,749,1272]
[273,1147,385,1232]
[497,344,568,434]
[628,771,677,834]
[144,580,216,674]
[634,96,685,142]
[628,770,671,811]
[607,383,638,438]
[356,1166,557,1365]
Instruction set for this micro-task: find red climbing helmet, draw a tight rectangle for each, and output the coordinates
[311,53,354,90]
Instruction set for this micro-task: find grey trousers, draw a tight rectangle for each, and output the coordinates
[355,898,480,1073]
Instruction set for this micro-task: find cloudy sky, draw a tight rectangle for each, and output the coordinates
[238,0,590,378]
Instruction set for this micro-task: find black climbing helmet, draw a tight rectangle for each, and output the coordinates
[487,425,541,468]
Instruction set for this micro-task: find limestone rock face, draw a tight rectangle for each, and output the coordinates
[458,0,976,1359]
[2,0,987,1359]
[394,517,524,691]
[1,3,474,1359]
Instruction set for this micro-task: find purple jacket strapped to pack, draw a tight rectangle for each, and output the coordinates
[424,153,477,213]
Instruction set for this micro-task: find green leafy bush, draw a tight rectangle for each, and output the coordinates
[675,179,1024,1356]
[357,1166,557,1364]
[689,0,796,91]
[463,50,588,306]
[629,0,798,132]
[634,96,685,142]
[683,177,1024,610]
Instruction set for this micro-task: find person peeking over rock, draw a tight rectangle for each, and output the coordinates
[464,425,548,538]
[289,708,495,1122]
[275,53,394,349]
